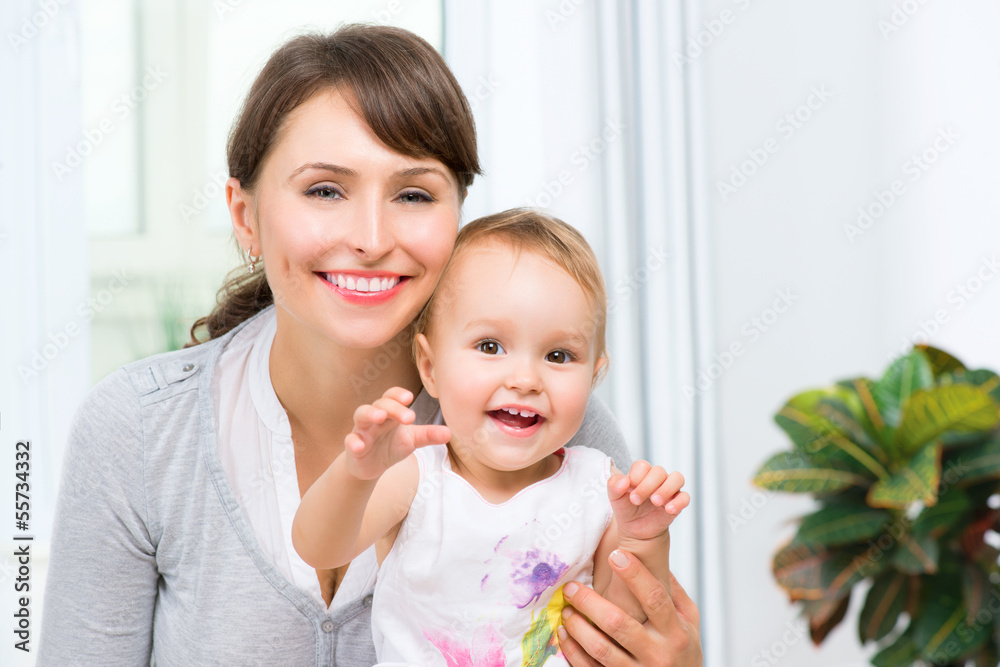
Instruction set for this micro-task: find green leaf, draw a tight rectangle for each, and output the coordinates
[892,533,939,575]
[774,391,889,480]
[947,438,1000,487]
[915,344,966,378]
[871,628,919,667]
[774,390,836,448]
[961,562,990,622]
[943,368,1000,405]
[807,593,850,645]
[895,384,1000,458]
[874,351,935,428]
[859,571,907,643]
[816,395,890,466]
[773,542,876,601]
[773,541,837,600]
[841,376,903,460]
[912,486,972,540]
[796,501,892,548]
[914,565,991,662]
[867,443,942,509]
[754,450,871,494]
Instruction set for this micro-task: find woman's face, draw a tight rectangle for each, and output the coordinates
[231,88,462,351]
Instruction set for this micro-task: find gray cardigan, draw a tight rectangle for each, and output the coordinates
[38,307,630,666]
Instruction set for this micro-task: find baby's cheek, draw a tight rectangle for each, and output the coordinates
[560,382,594,431]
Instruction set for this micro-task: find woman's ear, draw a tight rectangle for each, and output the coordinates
[228,177,258,254]
[414,333,438,398]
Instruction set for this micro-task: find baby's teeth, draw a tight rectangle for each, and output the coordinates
[519,410,533,417]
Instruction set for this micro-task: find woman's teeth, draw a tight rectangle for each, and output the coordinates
[325,274,400,292]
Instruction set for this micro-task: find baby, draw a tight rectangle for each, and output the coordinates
[293,208,688,666]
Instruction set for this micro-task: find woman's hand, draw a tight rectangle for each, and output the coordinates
[558,550,702,666]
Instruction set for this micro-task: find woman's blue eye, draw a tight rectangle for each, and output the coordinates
[477,340,504,355]
[307,186,342,200]
[546,350,573,364]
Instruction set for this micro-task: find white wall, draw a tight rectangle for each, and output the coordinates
[701,0,1000,664]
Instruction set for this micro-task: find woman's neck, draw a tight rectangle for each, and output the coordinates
[268,310,423,453]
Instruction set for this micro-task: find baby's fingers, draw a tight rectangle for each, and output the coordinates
[605,473,632,503]
[344,431,371,456]
[380,386,415,407]
[372,396,416,426]
[651,471,686,507]
[665,490,691,515]
[352,403,389,431]
[409,425,452,449]
[629,464,668,505]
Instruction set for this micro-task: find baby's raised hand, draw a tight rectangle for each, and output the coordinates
[608,460,689,543]
[344,387,452,481]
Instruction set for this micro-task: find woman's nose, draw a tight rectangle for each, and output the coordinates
[347,200,395,261]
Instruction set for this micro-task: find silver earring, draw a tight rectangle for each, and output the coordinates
[246,249,259,274]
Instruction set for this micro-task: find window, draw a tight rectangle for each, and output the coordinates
[82,0,444,382]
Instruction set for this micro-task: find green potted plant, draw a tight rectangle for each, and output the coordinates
[754,345,1000,666]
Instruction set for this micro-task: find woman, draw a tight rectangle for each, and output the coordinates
[39,25,701,666]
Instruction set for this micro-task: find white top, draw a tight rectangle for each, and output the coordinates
[213,308,441,611]
[372,444,613,666]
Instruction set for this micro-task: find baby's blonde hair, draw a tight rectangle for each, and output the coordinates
[414,208,608,384]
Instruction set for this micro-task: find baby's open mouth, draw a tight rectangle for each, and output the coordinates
[489,407,542,429]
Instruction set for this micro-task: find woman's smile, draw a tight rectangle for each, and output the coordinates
[316,271,412,305]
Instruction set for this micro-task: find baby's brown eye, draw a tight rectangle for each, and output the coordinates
[547,350,572,364]
[477,341,503,355]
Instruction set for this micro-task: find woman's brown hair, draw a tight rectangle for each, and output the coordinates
[188,24,480,345]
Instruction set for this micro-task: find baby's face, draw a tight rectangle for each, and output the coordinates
[417,244,605,475]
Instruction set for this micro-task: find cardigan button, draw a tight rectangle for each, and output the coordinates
[321,620,335,633]
[182,363,195,372]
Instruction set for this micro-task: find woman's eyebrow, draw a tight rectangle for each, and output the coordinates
[395,166,450,181]
[287,163,451,184]
[395,166,456,189]
[288,162,358,181]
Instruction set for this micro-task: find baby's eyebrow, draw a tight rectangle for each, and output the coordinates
[463,320,590,346]
[551,330,590,347]
[463,318,514,331]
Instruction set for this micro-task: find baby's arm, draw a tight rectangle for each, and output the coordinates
[592,461,689,623]
[292,387,452,570]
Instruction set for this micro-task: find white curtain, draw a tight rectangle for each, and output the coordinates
[444,1,725,662]
[2,3,88,666]
[1,1,89,539]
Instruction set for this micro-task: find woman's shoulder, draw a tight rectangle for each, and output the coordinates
[93,306,274,405]
[566,395,632,470]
